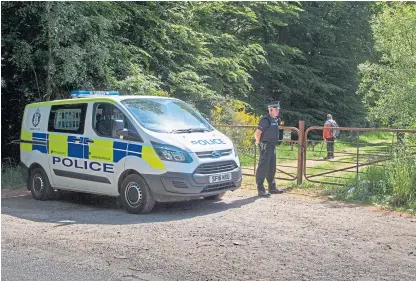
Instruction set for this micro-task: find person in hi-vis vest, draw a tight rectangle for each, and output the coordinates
[254,102,284,197]
[323,114,338,160]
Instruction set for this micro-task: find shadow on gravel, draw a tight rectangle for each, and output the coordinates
[1,190,260,225]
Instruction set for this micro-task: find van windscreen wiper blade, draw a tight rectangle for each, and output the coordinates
[170,128,209,133]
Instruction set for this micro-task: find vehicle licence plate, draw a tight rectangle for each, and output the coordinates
[209,173,232,183]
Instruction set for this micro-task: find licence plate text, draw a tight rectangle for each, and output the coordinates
[209,173,232,183]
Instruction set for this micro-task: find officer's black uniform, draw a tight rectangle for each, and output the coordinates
[256,114,280,195]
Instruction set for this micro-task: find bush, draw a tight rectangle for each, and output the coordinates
[1,159,24,189]
[386,153,416,205]
[211,100,260,150]
[341,149,416,208]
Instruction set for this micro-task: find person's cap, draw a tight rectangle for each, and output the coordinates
[268,102,280,109]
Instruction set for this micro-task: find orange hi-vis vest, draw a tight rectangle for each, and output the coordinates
[323,120,335,139]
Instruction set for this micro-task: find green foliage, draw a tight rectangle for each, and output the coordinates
[2,1,377,162]
[1,160,24,189]
[358,3,416,128]
[359,132,392,143]
[211,101,260,155]
[323,149,416,209]
[248,2,373,128]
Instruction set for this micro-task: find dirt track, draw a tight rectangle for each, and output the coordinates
[2,188,416,281]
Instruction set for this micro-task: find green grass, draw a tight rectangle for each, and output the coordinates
[305,162,337,176]
[359,131,393,143]
[1,164,25,189]
[233,127,415,213]
[318,152,416,212]
[239,153,256,167]
[301,136,416,213]
[288,181,322,190]
[238,139,359,168]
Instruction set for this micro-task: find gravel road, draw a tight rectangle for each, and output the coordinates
[2,188,415,281]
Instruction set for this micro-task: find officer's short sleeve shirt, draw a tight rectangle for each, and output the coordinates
[257,117,270,132]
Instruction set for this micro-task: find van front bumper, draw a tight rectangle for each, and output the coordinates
[142,167,242,202]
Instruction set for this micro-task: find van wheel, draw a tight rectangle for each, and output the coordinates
[204,192,225,201]
[30,167,54,200]
[120,174,155,214]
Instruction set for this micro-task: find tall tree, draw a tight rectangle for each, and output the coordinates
[358,2,416,128]
[249,2,373,127]
[1,1,376,162]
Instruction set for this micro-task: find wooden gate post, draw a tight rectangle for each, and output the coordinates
[297,120,305,185]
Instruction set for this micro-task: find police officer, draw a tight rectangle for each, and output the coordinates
[254,102,284,197]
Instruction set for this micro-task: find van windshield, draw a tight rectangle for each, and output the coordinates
[122,98,213,133]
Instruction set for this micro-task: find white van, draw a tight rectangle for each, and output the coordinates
[19,91,242,213]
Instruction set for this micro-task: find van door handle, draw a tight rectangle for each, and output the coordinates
[85,139,94,144]
[73,138,81,142]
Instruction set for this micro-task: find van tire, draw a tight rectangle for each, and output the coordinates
[120,174,155,214]
[29,167,54,201]
[204,192,225,201]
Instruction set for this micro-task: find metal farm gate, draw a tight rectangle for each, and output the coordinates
[216,122,416,186]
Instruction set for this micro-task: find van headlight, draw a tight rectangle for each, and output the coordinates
[234,146,238,158]
[151,142,193,163]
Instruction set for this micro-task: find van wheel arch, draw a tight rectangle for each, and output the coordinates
[28,165,54,200]
[118,169,141,193]
[28,163,45,190]
[118,171,155,214]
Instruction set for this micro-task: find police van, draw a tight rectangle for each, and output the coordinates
[19,91,242,214]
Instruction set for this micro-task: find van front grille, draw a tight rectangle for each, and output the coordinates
[194,161,238,174]
[195,149,233,158]
[201,182,236,193]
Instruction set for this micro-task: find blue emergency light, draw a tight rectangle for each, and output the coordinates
[71,90,120,98]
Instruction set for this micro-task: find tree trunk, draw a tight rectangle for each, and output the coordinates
[46,1,52,101]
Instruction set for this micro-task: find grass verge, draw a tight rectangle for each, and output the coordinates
[319,151,416,214]
[1,163,25,190]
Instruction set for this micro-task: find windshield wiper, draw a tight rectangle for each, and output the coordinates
[170,128,209,134]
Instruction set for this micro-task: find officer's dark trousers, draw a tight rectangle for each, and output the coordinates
[326,138,335,158]
[256,143,277,193]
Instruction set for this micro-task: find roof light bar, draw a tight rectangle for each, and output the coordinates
[71,90,120,98]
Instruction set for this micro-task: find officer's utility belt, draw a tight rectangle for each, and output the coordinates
[259,141,276,146]
[258,142,267,151]
[259,142,276,151]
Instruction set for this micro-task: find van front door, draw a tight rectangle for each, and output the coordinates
[83,102,142,196]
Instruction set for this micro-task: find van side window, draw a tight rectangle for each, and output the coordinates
[93,103,142,141]
[48,103,87,134]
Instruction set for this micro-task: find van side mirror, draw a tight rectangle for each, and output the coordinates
[113,120,128,138]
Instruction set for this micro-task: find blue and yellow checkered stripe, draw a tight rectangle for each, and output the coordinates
[32,133,48,153]
[21,131,164,170]
[21,132,49,154]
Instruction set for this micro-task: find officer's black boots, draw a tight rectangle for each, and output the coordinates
[269,189,284,194]
[258,191,271,197]
[258,189,283,197]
